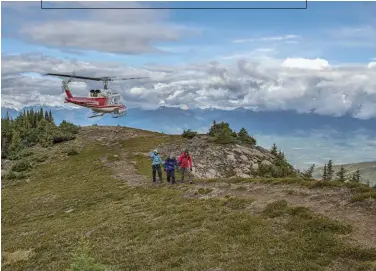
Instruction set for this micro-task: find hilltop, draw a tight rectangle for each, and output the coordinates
[2,122,376,271]
[313,161,376,187]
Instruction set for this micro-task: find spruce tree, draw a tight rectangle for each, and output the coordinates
[39,108,44,121]
[48,110,54,124]
[302,164,315,180]
[322,164,328,181]
[9,129,21,153]
[351,169,361,183]
[336,166,346,182]
[327,160,334,181]
[270,143,278,156]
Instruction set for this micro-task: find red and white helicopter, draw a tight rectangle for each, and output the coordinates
[45,73,147,118]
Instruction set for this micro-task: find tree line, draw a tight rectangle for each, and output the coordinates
[1,108,80,160]
[298,159,361,183]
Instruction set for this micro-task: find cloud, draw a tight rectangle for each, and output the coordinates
[2,1,197,55]
[2,53,376,119]
[368,62,376,69]
[281,58,330,70]
[233,35,299,44]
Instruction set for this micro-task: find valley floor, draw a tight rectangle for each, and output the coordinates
[2,126,376,271]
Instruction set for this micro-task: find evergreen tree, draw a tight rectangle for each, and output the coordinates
[9,129,21,153]
[1,109,79,157]
[302,164,315,180]
[48,110,54,124]
[45,111,49,122]
[327,160,334,181]
[277,150,285,160]
[336,166,346,182]
[351,169,361,183]
[238,128,256,145]
[39,108,44,121]
[322,164,328,181]
[238,128,248,138]
[270,143,278,156]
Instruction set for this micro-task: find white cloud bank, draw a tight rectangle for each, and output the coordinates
[2,53,376,119]
[281,58,330,70]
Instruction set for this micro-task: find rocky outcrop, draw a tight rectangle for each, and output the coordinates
[156,135,278,179]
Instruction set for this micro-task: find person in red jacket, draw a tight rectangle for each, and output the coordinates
[178,149,193,184]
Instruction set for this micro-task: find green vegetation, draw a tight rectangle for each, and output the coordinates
[326,159,334,180]
[262,200,353,235]
[336,165,347,182]
[301,164,315,180]
[207,121,256,145]
[351,169,361,183]
[1,109,80,184]
[3,140,375,271]
[2,120,376,270]
[182,129,198,139]
[250,143,296,178]
[320,159,367,185]
[1,109,80,160]
[195,187,213,195]
[351,191,376,203]
[69,239,108,271]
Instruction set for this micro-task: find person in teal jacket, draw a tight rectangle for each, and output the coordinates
[150,149,163,183]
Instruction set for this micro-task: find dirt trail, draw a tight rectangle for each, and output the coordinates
[103,152,149,187]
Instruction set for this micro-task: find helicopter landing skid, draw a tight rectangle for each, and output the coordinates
[88,112,104,118]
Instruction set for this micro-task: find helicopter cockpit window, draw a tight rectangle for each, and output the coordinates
[108,96,120,105]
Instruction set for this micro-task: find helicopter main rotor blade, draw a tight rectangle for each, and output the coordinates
[45,73,148,82]
[110,77,149,81]
[45,73,104,81]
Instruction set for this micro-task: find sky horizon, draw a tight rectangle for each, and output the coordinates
[1,1,376,170]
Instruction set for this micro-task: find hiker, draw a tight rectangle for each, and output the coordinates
[150,149,163,183]
[164,153,178,184]
[178,149,193,184]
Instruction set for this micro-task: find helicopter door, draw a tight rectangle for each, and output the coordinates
[112,96,120,105]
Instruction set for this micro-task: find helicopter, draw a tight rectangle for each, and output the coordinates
[45,73,147,118]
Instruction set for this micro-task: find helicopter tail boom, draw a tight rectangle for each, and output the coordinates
[65,89,73,99]
[61,80,74,99]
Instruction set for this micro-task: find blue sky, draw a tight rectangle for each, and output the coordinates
[1,1,376,170]
[2,1,375,66]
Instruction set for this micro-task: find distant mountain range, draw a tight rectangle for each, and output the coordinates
[2,105,376,136]
[312,161,376,187]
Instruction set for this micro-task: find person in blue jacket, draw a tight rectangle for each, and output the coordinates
[164,153,178,184]
[150,149,163,183]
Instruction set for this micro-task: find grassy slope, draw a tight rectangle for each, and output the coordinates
[2,129,376,271]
